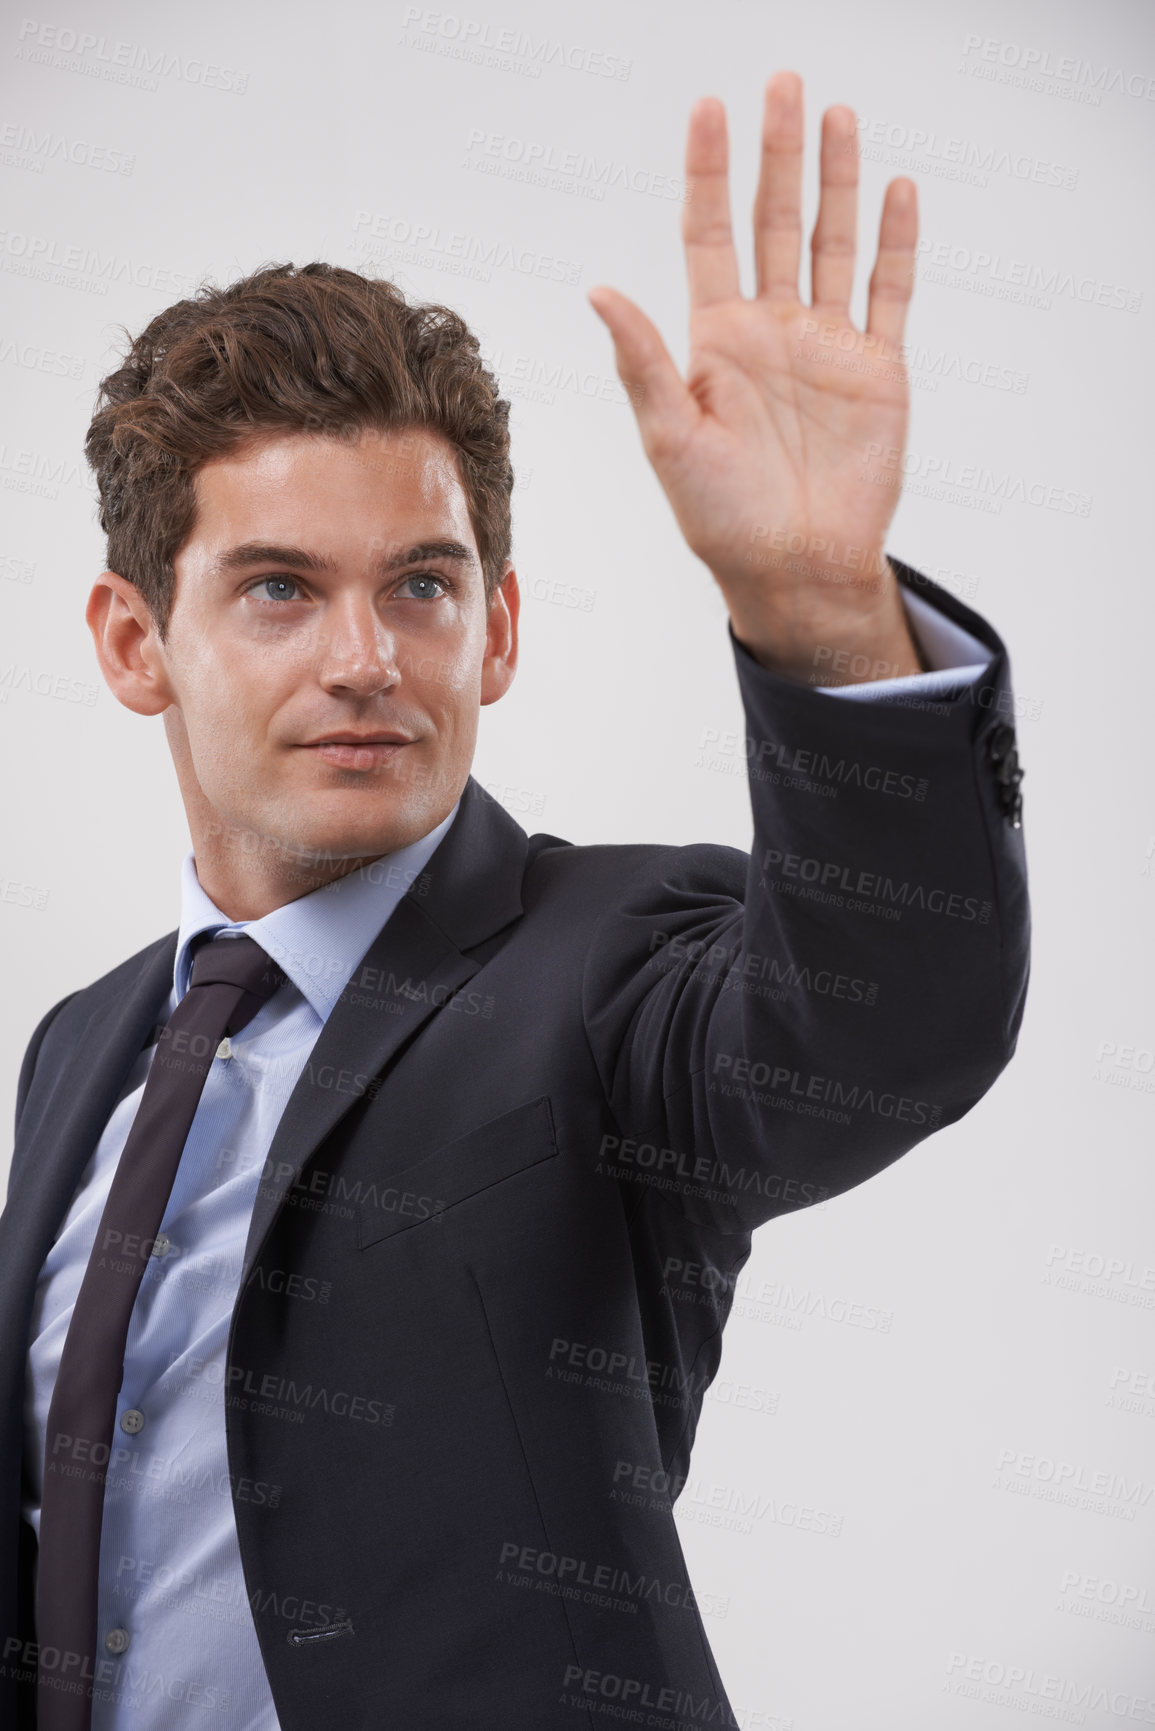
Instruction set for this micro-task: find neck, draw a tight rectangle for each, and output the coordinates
[189,841,394,923]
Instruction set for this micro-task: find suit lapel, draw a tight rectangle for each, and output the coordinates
[238,775,529,1282]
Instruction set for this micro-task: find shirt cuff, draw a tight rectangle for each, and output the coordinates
[812,585,993,703]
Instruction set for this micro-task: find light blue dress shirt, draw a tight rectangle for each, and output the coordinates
[21,592,992,1726]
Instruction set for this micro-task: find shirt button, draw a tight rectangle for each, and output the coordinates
[104,1628,130,1656]
[151,1233,171,1258]
[216,1037,232,1060]
[120,1408,145,1435]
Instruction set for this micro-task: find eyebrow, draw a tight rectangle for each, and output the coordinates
[210,539,480,580]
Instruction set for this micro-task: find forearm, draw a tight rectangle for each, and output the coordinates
[676,597,1027,1231]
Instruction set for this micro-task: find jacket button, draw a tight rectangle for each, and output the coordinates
[987,723,1015,763]
[986,724,1024,827]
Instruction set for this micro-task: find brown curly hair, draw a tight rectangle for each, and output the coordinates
[84,261,514,640]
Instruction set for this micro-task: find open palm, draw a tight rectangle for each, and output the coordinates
[590,72,918,638]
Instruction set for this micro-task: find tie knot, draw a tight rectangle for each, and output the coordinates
[190,932,287,1006]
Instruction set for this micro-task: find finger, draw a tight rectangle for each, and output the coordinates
[866,178,918,350]
[753,70,804,303]
[587,285,698,461]
[810,105,858,312]
[682,96,741,309]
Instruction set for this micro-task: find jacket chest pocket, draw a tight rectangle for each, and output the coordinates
[357,1094,559,1250]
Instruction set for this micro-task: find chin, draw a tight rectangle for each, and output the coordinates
[294,823,408,862]
[255,778,450,864]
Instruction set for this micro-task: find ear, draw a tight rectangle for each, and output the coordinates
[480,565,519,707]
[86,571,174,716]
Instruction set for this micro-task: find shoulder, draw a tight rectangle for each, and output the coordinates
[15,929,176,1126]
[523,829,750,912]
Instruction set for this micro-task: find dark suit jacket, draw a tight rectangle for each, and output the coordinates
[1,562,1029,1728]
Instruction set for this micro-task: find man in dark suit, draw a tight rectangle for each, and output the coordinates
[2,74,1028,1729]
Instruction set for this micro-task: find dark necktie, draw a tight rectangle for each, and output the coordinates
[35,932,287,1730]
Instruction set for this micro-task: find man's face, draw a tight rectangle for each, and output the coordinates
[118,426,517,892]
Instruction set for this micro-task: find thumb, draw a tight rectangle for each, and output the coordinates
[587,285,697,460]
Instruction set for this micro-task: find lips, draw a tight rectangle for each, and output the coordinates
[303,733,415,746]
[299,735,414,770]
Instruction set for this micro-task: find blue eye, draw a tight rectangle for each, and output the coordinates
[252,576,300,603]
[401,572,447,600]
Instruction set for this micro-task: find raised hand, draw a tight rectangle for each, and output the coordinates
[588,72,924,681]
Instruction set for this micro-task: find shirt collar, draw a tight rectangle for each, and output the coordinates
[172,800,460,1023]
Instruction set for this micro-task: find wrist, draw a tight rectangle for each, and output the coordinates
[725,553,925,683]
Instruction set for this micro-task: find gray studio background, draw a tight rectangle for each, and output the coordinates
[2,0,1153,1724]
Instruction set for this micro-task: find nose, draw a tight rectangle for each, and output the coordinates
[314,596,401,699]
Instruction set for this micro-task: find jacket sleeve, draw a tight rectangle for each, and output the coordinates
[580,559,1030,1235]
